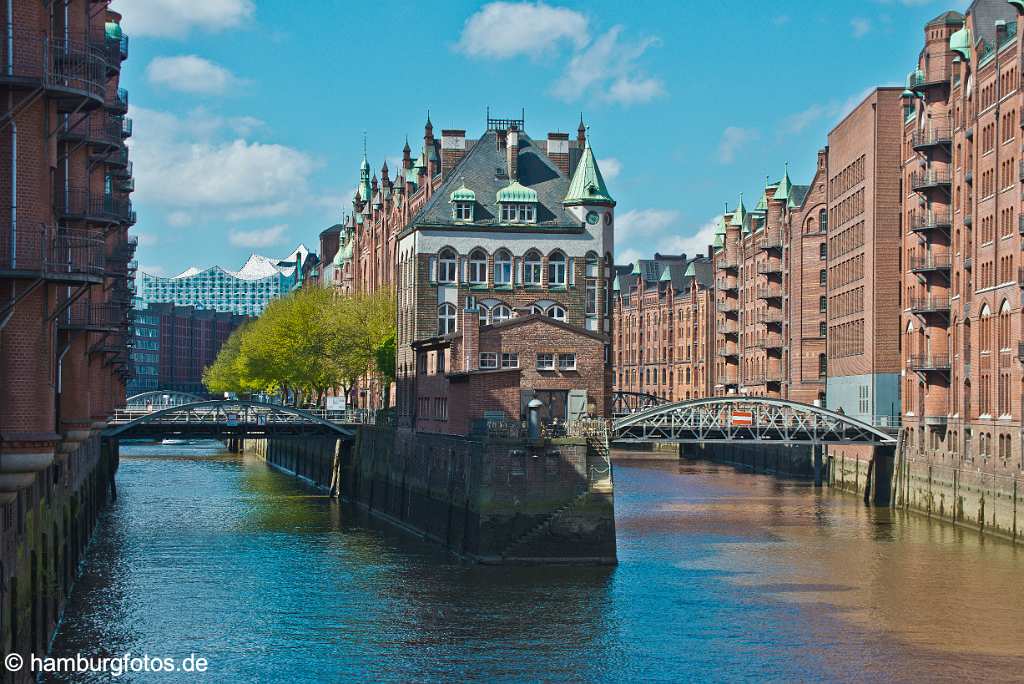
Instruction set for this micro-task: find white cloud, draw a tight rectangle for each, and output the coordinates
[113,0,254,39]
[138,264,167,277]
[455,2,588,58]
[128,105,318,223]
[147,56,242,95]
[616,213,721,263]
[718,127,759,164]
[600,157,622,181]
[166,211,192,228]
[135,232,159,246]
[851,17,872,38]
[228,224,289,248]
[781,86,875,135]
[558,26,664,105]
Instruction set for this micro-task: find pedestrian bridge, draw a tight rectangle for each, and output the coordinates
[611,396,897,446]
[104,400,357,440]
[125,390,205,409]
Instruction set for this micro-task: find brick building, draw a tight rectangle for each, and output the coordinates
[827,87,904,425]
[901,0,1024,470]
[610,254,715,401]
[710,158,829,402]
[395,114,615,434]
[128,302,248,397]
[0,0,134,663]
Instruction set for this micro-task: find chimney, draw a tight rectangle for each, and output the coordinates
[460,304,481,372]
[441,129,467,175]
[506,124,519,180]
[547,132,570,176]
[496,128,507,151]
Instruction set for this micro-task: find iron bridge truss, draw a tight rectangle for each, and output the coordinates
[105,400,355,440]
[611,391,670,418]
[612,397,897,446]
[125,390,204,408]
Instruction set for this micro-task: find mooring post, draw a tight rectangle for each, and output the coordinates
[813,444,823,487]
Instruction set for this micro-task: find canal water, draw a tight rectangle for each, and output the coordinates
[47,443,1024,682]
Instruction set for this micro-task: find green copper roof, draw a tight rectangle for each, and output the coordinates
[755,192,768,212]
[729,194,746,227]
[612,275,621,292]
[684,262,695,277]
[564,139,616,206]
[105,21,123,40]
[496,180,538,204]
[774,164,792,202]
[1012,1,1024,13]
[631,261,641,275]
[950,26,971,61]
[660,266,672,282]
[450,183,475,202]
[715,215,727,235]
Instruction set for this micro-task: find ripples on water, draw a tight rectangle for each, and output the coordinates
[47,443,1024,682]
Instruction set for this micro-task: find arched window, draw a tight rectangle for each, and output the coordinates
[585,251,600,278]
[999,300,1011,350]
[980,304,992,352]
[494,249,513,286]
[438,303,456,334]
[438,248,457,283]
[819,208,828,232]
[469,249,487,285]
[819,269,826,286]
[547,305,566,321]
[548,251,567,287]
[490,304,512,324]
[524,250,542,285]
[818,353,827,379]
[819,242,827,260]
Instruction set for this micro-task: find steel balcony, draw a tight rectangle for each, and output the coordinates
[0,36,107,110]
[56,189,134,224]
[717,301,739,314]
[908,211,952,233]
[60,302,123,332]
[757,262,783,275]
[758,311,784,325]
[909,296,951,315]
[910,254,952,274]
[757,285,784,300]
[108,87,129,114]
[911,128,952,150]
[908,354,951,372]
[759,232,783,250]
[910,171,952,192]
[909,67,951,92]
[0,225,104,283]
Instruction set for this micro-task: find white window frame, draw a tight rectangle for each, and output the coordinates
[438,303,457,335]
[480,352,498,369]
[438,249,457,283]
[469,250,487,285]
[453,202,473,221]
[536,353,555,370]
[547,305,566,321]
[494,250,513,285]
[558,353,577,370]
[490,304,512,324]
[548,252,567,287]
[501,352,519,368]
[524,251,542,285]
[586,281,598,314]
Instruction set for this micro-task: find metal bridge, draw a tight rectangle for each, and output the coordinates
[611,396,897,446]
[611,391,670,418]
[125,390,204,409]
[104,400,356,440]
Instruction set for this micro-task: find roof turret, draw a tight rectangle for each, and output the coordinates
[564,138,615,206]
[496,180,538,204]
[774,163,792,202]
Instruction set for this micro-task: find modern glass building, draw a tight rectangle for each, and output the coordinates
[137,245,309,316]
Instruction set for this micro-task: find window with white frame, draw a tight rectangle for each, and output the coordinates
[558,353,576,370]
[438,248,457,283]
[453,202,473,221]
[494,249,512,285]
[501,203,536,223]
[524,250,542,285]
[501,352,519,368]
[586,281,597,314]
[490,304,512,324]
[438,303,457,334]
[585,252,599,278]
[548,252,567,287]
[536,353,555,370]
[547,305,566,321]
[469,249,487,284]
[480,352,498,369]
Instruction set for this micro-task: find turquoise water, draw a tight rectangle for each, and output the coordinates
[47,444,1024,682]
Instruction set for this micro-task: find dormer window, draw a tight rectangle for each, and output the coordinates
[449,183,475,222]
[496,181,538,224]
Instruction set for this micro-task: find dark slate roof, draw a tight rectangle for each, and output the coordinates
[616,256,713,296]
[928,10,964,26]
[406,130,581,233]
[789,184,811,209]
[319,223,343,238]
[969,1,1012,50]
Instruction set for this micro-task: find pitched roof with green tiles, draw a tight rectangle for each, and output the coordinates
[564,138,616,206]
[729,194,747,227]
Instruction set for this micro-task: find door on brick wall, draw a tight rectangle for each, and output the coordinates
[567,390,588,421]
[534,390,569,424]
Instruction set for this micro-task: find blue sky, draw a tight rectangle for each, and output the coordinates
[116,0,970,276]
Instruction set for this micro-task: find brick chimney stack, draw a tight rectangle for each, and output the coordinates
[460,305,481,372]
[441,129,467,175]
[506,124,519,180]
[547,132,570,176]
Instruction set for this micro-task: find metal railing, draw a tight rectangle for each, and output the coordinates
[109,87,128,113]
[909,295,951,313]
[756,262,782,275]
[909,65,951,90]
[910,171,952,190]
[756,334,784,349]
[55,188,134,223]
[61,301,124,331]
[718,321,739,335]
[717,257,739,270]
[911,128,952,148]
[907,354,951,371]
[0,36,107,102]
[908,210,952,232]
[909,254,952,271]
[759,232,783,250]
[716,345,738,357]
[756,285,784,299]
[0,224,104,278]
[758,311,783,324]
[470,418,524,441]
[716,301,738,313]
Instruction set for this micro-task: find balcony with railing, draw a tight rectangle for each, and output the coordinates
[759,231,783,251]
[0,225,104,283]
[108,87,129,114]
[716,278,738,292]
[908,354,952,372]
[717,255,739,270]
[911,128,952,150]
[758,311,784,325]
[716,344,739,358]
[717,300,739,314]
[757,261,783,275]
[716,372,738,387]
[0,36,107,108]
[756,334,784,351]
[909,210,952,233]
[909,254,952,274]
[60,112,121,150]
[56,189,134,224]
[909,62,951,92]
[718,320,739,335]
[61,302,123,332]
[910,170,952,191]
[756,285,784,300]
[909,295,951,314]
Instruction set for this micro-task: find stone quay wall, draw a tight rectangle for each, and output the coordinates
[245,426,616,564]
[1,435,119,684]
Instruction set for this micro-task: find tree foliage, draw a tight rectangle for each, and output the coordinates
[202,288,397,405]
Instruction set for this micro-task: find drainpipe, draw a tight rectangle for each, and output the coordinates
[6,0,14,269]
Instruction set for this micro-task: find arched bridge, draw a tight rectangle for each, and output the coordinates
[611,391,670,418]
[612,397,897,446]
[105,400,355,440]
[125,390,205,409]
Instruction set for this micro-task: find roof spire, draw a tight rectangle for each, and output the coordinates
[564,133,614,207]
[774,161,793,202]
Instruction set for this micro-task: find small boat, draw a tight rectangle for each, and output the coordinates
[160,438,187,445]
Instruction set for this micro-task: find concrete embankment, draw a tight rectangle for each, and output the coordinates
[1,433,119,683]
[245,426,617,564]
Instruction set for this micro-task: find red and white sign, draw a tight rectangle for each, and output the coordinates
[731,410,753,427]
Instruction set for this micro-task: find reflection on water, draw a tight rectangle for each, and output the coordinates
[46,443,1024,682]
